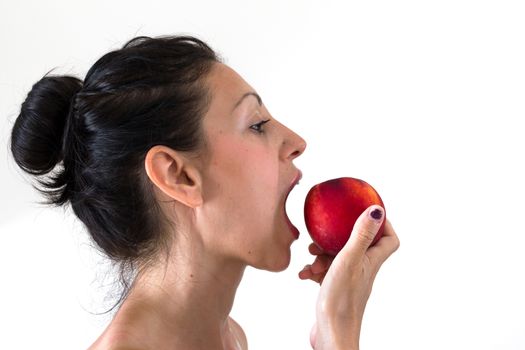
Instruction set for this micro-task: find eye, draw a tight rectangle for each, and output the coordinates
[250,119,271,134]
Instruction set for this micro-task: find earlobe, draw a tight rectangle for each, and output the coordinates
[144,145,203,208]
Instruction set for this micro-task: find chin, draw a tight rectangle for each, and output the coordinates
[248,227,294,272]
[250,255,290,273]
[264,247,292,272]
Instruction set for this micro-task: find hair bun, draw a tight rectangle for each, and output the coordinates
[10,75,82,176]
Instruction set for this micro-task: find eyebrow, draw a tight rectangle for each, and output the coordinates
[232,92,263,111]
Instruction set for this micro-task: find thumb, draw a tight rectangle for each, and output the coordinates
[341,204,385,259]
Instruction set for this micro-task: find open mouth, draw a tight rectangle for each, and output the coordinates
[284,170,302,239]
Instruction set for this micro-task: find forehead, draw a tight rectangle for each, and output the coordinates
[206,63,254,105]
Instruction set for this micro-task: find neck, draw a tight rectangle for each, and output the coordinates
[110,225,246,349]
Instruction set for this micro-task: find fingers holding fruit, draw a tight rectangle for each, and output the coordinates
[365,219,400,275]
[308,242,324,256]
[340,204,385,263]
[301,177,399,349]
[298,265,325,284]
[309,205,389,348]
[298,252,334,284]
[304,177,386,256]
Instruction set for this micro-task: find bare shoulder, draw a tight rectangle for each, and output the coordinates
[229,317,248,350]
[89,317,246,350]
[87,327,146,350]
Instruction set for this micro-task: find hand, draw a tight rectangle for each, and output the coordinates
[299,205,400,349]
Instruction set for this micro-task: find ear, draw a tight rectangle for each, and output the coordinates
[144,145,203,208]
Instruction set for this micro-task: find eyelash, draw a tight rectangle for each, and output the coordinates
[250,119,271,134]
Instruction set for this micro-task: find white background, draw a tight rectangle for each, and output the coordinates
[1,1,524,349]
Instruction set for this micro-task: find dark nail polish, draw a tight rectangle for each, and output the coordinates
[370,208,383,220]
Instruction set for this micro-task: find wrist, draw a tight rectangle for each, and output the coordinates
[316,317,361,350]
[333,323,361,350]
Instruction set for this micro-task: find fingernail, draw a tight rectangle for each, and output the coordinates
[370,207,383,221]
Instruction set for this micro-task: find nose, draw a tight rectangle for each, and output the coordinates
[281,126,307,161]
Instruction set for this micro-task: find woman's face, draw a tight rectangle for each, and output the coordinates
[197,63,307,271]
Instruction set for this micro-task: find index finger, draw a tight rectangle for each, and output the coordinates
[308,242,325,256]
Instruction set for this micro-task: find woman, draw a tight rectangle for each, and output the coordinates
[10,35,399,349]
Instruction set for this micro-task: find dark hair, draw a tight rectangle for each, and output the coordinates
[9,35,221,313]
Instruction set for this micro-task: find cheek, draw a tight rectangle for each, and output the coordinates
[209,134,280,225]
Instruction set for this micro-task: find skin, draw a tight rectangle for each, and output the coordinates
[89,62,400,350]
[300,210,399,349]
[89,62,307,350]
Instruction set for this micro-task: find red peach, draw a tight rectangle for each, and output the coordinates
[304,177,386,256]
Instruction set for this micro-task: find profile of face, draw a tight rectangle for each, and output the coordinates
[195,63,307,272]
